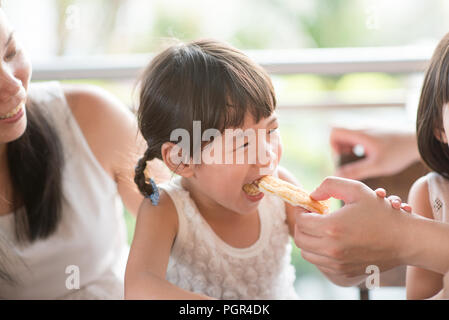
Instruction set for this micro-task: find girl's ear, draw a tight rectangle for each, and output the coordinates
[434,128,448,144]
[161,142,195,178]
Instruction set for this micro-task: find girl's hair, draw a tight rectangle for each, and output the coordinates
[134,39,276,198]
[417,32,449,179]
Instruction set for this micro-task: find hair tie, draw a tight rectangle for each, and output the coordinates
[145,178,160,206]
[143,164,160,206]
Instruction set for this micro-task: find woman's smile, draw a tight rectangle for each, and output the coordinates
[0,102,24,123]
[0,102,24,119]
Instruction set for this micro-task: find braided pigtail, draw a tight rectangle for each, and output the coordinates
[134,148,160,205]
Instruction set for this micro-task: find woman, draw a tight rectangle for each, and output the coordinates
[0,7,169,299]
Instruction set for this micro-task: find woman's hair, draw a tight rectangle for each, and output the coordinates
[0,1,64,287]
[417,32,449,179]
[7,99,64,243]
[0,98,64,285]
[134,39,276,197]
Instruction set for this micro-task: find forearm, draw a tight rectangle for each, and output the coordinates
[125,271,214,300]
[402,214,449,274]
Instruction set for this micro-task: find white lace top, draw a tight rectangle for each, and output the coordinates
[427,172,449,223]
[0,82,129,299]
[159,177,298,300]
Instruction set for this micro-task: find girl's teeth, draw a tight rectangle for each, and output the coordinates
[0,104,22,120]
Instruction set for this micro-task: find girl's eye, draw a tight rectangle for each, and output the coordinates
[268,127,279,134]
[235,142,249,151]
[5,48,17,61]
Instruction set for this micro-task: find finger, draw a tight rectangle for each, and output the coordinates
[300,250,347,275]
[401,203,412,213]
[294,224,327,251]
[309,176,370,204]
[374,188,386,198]
[295,212,327,237]
[387,195,402,209]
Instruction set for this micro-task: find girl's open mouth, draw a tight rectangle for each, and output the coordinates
[242,179,264,202]
[242,180,260,196]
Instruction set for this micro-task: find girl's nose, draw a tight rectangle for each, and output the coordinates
[0,67,21,103]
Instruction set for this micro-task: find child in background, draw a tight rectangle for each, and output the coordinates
[124,39,405,299]
[407,32,449,300]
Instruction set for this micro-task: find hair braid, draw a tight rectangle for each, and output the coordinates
[134,148,154,198]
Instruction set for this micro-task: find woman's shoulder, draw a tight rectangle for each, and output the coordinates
[62,84,143,179]
[62,84,136,138]
[62,84,131,119]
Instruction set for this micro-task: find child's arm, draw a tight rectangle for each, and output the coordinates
[124,191,213,300]
[406,176,443,300]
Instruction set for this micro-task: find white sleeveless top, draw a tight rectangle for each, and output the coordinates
[427,172,449,223]
[159,177,298,300]
[0,82,129,299]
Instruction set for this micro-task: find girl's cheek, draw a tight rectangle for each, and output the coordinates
[277,138,283,163]
[270,132,282,165]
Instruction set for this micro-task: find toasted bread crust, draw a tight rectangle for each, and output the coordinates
[254,176,329,214]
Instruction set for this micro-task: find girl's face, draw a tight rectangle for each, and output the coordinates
[441,104,449,143]
[0,10,31,145]
[189,112,282,215]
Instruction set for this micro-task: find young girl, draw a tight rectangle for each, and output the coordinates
[124,39,403,300]
[407,32,449,300]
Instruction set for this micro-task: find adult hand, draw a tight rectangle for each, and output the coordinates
[294,176,415,278]
[331,127,419,180]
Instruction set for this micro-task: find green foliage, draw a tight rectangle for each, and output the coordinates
[124,209,136,245]
[231,27,273,50]
[263,0,368,48]
[335,73,400,91]
[152,6,201,45]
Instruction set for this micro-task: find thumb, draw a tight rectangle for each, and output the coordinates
[310,176,368,204]
[335,158,377,180]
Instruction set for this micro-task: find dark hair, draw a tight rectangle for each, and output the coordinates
[417,32,449,179]
[1,98,64,285]
[7,99,64,243]
[134,39,276,198]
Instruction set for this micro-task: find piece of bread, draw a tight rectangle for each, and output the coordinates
[242,182,260,196]
[247,175,330,214]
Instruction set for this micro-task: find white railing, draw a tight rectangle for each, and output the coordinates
[31,46,433,110]
[31,46,433,80]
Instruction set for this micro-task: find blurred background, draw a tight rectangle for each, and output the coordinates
[5,0,449,299]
